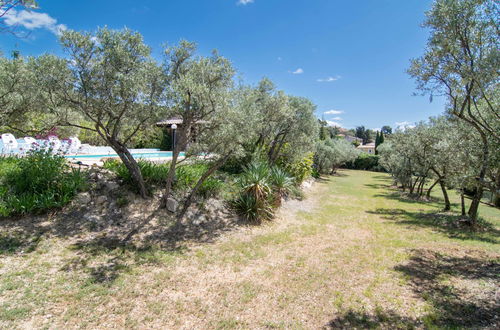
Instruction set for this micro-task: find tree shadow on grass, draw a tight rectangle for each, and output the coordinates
[394,249,500,328]
[0,195,245,284]
[367,208,499,244]
[326,310,418,329]
[326,249,500,328]
[373,190,458,209]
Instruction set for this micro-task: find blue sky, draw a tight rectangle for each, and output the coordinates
[0,0,446,131]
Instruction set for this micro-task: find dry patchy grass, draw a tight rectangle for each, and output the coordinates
[0,170,499,329]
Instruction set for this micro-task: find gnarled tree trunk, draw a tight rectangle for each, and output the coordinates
[107,138,148,198]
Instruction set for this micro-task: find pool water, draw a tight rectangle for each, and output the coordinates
[65,151,184,159]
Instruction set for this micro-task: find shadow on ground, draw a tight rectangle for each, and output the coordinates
[0,197,245,284]
[367,208,499,244]
[327,249,500,328]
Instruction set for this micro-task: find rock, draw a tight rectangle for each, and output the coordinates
[166,198,178,213]
[96,195,108,205]
[105,181,120,191]
[192,215,207,226]
[76,192,91,205]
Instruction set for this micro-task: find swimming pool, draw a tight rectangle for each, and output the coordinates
[65,151,185,159]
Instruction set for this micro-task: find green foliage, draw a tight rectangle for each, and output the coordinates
[0,150,87,217]
[231,193,274,223]
[346,154,384,172]
[279,152,314,184]
[103,159,169,186]
[311,167,321,179]
[127,127,164,149]
[103,159,223,198]
[269,166,294,201]
[314,138,360,174]
[175,163,224,198]
[232,161,295,223]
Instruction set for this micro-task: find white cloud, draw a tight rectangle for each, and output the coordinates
[4,8,67,35]
[317,75,341,82]
[237,0,254,5]
[331,117,343,121]
[372,128,381,132]
[326,120,343,127]
[395,121,416,131]
[324,110,344,115]
[291,68,304,74]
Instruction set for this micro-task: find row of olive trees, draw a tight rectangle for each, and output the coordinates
[378,115,499,224]
[0,27,320,213]
[408,0,499,223]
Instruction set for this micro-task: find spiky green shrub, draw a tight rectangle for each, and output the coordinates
[269,166,294,206]
[232,161,294,222]
[231,193,273,223]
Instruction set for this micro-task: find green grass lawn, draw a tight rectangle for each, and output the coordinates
[0,170,498,328]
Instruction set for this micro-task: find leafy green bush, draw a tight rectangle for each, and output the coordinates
[279,152,314,184]
[0,151,87,217]
[345,154,385,172]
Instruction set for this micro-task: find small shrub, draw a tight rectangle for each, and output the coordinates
[311,167,321,179]
[0,150,87,217]
[279,153,314,184]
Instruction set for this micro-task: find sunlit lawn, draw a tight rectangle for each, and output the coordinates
[0,170,498,328]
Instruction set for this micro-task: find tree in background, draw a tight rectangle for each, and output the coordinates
[381,125,392,135]
[314,138,360,174]
[409,0,499,224]
[355,125,374,144]
[375,131,385,154]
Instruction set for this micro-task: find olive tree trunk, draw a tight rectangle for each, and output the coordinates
[107,138,148,198]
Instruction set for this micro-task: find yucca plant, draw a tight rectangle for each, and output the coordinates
[269,167,294,207]
[232,161,274,223]
[239,161,272,201]
[231,193,274,223]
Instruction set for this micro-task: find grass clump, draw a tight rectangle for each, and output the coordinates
[104,159,223,198]
[0,150,87,217]
[103,159,169,186]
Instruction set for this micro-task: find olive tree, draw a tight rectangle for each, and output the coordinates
[315,138,359,174]
[30,28,166,197]
[408,0,499,223]
[161,41,236,204]
[236,79,318,165]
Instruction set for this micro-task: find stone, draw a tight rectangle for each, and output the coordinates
[105,181,120,191]
[76,192,91,205]
[166,198,178,213]
[96,195,108,205]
